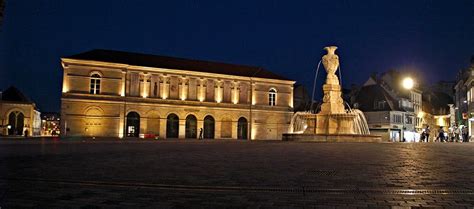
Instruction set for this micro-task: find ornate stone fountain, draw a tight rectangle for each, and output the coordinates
[283,46,381,142]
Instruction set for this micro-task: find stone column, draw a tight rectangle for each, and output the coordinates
[199,78,206,102]
[159,118,166,139]
[141,73,150,98]
[231,120,237,139]
[118,103,125,138]
[178,119,186,139]
[231,81,237,104]
[161,75,169,99]
[180,77,188,100]
[216,80,222,103]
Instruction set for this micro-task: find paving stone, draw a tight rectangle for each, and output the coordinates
[0,139,473,208]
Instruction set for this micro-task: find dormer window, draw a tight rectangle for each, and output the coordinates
[90,73,101,94]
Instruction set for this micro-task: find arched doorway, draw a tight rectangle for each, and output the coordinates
[185,115,197,139]
[166,114,179,138]
[203,115,215,139]
[8,111,24,136]
[126,112,140,137]
[237,117,248,140]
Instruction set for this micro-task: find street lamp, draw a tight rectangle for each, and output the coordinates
[402,77,414,90]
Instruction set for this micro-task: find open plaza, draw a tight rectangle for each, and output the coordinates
[0,138,473,208]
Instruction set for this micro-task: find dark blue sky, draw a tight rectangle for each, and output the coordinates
[1,0,473,112]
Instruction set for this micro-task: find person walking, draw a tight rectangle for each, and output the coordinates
[198,128,203,140]
[462,126,469,142]
[454,124,460,142]
[425,126,431,142]
[448,126,454,142]
[437,126,445,142]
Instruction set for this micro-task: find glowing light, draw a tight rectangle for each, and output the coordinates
[417,111,425,118]
[402,77,414,90]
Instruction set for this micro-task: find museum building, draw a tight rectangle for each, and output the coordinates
[60,49,295,140]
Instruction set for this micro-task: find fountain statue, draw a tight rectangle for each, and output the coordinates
[283,46,381,142]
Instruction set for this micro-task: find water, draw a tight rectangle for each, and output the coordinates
[289,112,312,133]
[288,109,370,135]
[351,109,370,135]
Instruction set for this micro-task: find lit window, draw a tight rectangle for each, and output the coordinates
[269,88,277,106]
[90,73,101,94]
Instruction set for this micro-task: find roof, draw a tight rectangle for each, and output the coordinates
[353,84,401,112]
[0,86,33,103]
[65,49,292,81]
[422,91,454,115]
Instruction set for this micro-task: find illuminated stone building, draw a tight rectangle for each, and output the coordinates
[60,49,295,139]
[0,86,41,136]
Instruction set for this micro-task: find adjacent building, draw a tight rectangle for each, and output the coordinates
[352,76,416,142]
[60,49,295,140]
[0,86,41,136]
[455,56,474,138]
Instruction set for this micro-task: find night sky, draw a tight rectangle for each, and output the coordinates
[1,0,473,112]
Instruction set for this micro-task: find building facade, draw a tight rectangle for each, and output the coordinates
[352,77,416,142]
[60,49,295,140]
[459,56,474,138]
[0,86,41,136]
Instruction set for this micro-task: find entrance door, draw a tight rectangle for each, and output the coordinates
[203,115,215,139]
[237,117,248,140]
[166,114,179,138]
[126,112,140,137]
[185,115,197,139]
[8,111,24,136]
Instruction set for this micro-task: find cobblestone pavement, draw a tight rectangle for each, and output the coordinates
[0,138,473,208]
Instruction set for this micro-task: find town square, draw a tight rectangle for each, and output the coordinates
[0,0,473,208]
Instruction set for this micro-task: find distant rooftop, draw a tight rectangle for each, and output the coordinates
[65,49,292,81]
[0,86,33,103]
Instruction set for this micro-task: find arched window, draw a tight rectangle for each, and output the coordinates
[90,73,101,94]
[269,88,277,106]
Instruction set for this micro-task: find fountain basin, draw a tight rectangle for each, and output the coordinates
[282,133,383,142]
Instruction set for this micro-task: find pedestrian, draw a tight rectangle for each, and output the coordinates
[420,131,426,142]
[437,126,445,142]
[454,124,460,142]
[24,129,29,138]
[462,126,469,142]
[425,126,431,142]
[198,128,203,140]
[448,126,454,142]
